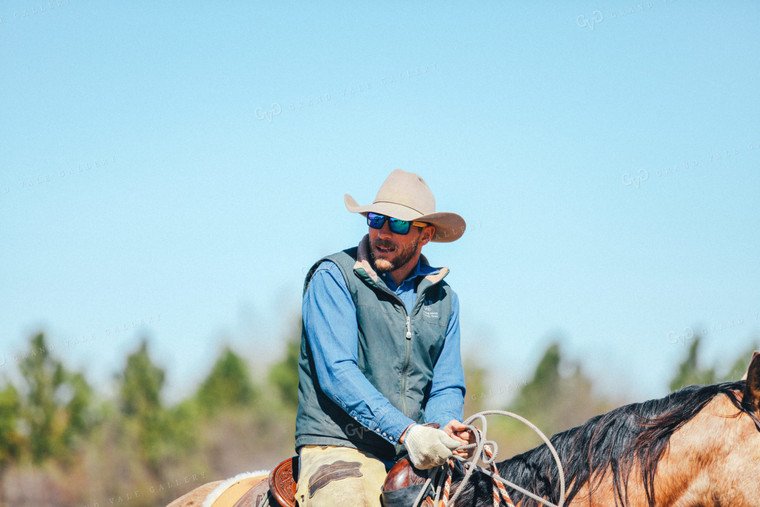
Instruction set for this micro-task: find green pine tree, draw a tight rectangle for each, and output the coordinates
[120,340,164,417]
[118,338,190,472]
[17,333,93,464]
[508,340,613,439]
[0,383,22,470]
[196,346,256,415]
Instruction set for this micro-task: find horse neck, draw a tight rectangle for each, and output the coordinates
[652,394,750,505]
[488,394,750,507]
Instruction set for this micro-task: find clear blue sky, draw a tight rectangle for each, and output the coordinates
[2,2,759,405]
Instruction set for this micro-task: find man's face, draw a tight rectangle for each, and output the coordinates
[368,218,432,273]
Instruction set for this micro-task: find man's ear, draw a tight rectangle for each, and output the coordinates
[420,225,435,245]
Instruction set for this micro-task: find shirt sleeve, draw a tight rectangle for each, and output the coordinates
[302,261,416,444]
[424,290,466,426]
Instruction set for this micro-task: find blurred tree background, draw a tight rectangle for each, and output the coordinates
[0,325,756,505]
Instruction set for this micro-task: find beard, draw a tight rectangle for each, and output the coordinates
[371,235,421,273]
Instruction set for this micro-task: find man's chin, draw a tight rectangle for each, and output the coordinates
[373,258,394,272]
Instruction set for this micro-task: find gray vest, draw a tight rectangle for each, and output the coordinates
[295,238,454,461]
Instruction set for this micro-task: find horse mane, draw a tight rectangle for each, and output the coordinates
[457,381,749,507]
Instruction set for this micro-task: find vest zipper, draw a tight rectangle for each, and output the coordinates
[401,314,412,416]
[366,274,438,419]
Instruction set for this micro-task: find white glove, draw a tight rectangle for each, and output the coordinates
[403,424,461,470]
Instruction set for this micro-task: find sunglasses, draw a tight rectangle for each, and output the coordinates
[366,212,427,235]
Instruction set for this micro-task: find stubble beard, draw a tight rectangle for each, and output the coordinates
[371,236,420,273]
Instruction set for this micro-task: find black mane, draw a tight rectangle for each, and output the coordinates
[456,381,748,507]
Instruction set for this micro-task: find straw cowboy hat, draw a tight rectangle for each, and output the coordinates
[344,169,466,243]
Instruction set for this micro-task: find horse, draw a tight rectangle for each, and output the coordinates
[169,352,760,506]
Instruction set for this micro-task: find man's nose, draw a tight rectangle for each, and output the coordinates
[377,220,393,237]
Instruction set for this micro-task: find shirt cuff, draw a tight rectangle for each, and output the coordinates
[342,399,416,445]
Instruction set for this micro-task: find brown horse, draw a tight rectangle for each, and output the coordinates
[170,352,760,506]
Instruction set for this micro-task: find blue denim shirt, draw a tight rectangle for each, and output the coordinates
[302,258,465,445]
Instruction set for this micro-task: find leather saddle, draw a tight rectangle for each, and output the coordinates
[269,456,298,506]
[230,456,298,507]
[381,458,435,507]
[232,455,430,507]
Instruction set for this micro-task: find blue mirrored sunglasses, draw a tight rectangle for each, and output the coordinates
[366,212,427,235]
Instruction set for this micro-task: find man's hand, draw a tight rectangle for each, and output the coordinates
[402,424,461,469]
[442,420,476,459]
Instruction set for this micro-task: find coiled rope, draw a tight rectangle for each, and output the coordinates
[411,410,566,507]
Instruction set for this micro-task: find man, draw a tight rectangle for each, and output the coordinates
[295,169,470,506]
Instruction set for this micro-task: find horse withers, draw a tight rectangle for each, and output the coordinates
[170,352,760,506]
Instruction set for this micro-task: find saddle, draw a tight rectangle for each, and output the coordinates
[269,457,298,506]
[381,458,436,507]
[228,456,298,507]
[227,456,431,507]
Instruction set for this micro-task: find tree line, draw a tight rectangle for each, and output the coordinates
[0,329,755,506]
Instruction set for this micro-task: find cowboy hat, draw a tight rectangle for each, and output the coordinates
[344,169,466,242]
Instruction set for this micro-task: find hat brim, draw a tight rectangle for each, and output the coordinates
[345,194,465,243]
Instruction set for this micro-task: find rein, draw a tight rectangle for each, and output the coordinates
[412,410,566,507]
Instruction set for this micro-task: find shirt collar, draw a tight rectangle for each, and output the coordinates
[379,258,440,289]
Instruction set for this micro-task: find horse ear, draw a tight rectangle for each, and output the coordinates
[741,352,760,412]
[741,351,760,381]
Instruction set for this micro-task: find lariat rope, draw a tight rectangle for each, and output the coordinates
[411,410,566,507]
